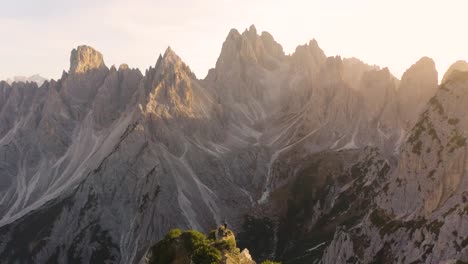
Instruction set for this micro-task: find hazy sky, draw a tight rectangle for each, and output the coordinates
[1,0,467,81]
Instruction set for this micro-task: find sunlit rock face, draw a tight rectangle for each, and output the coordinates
[441,60,468,84]
[0,25,464,264]
[70,45,107,74]
[398,57,439,130]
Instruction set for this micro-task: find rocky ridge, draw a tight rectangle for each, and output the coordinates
[0,25,465,263]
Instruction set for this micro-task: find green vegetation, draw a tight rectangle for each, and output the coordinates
[448,118,460,125]
[427,220,444,239]
[408,115,429,155]
[261,260,282,264]
[147,226,246,264]
[429,97,444,115]
[192,244,223,264]
[214,238,236,251]
[447,130,466,153]
[369,208,445,241]
[167,228,183,240]
[207,230,217,240]
[147,228,223,264]
[412,141,423,155]
[369,208,392,227]
[407,112,445,156]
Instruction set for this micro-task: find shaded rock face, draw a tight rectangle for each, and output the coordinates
[92,65,142,128]
[0,25,462,264]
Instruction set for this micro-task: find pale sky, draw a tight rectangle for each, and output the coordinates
[1,0,467,82]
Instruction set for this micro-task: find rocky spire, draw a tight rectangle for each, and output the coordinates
[290,38,327,77]
[69,45,107,74]
[154,47,196,80]
[141,47,197,117]
[397,57,438,129]
[214,25,285,72]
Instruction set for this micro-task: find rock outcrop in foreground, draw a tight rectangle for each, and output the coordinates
[144,226,257,264]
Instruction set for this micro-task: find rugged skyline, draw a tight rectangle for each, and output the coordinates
[1,25,467,263]
[2,0,468,81]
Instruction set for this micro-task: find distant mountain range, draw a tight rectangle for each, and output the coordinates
[5,74,47,86]
[0,25,467,263]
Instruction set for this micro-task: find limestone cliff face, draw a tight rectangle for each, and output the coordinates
[0,25,458,264]
[398,57,439,130]
[92,65,142,128]
[321,73,468,264]
[384,72,468,216]
[204,25,287,126]
[70,45,107,74]
[342,57,380,91]
[63,46,109,120]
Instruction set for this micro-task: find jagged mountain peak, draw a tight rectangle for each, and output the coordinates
[163,46,177,59]
[118,63,129,71]
[290,39,327,76]
[402,56,437,80]
[216,26,285,69]
[153,46,196,80]
[226,28,241,41]
[359,67,396,90]
[397,56,438,130]
[161,46,184,67]
[293,38,324,54]
[442,60,468,84]
[69,45,107,74]
[240,24,259,41]
[374,66,392,77]
[341,57,380,90]
[415,56,435,66]
[1,26,466,264]
[140,47,199,118]
[319,56,344,78]
[243,24,257,36]
[109,65,117,72]
[308,38,320,49]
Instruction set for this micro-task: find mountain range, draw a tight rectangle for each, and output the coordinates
[0,25,467,263]
[5,74,47,86]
